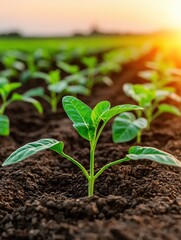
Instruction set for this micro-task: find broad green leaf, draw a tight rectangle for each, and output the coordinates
[0,69,17,78]
[123,83,155,107]
[138,70,158,82]
[48,81,67,93]
[0,115,10,136]
[1,83,21,98]
[101,104,143,122]
[66,73,87,85]
[37,59,50,69]
[127,146,181,167]
[12,61,25,71]
[0,77,8,87]
[32,71,49,82]
[82,57,97,69]
[91,101,110,126]
[20,70,32,83]
[11,93,43,114]
[62,96,93,140]
[48,70,60,84]
[158,104,181,116]
[2,139,63,166]
[67,85,90,96]
[112,112,147,143]
[23,87,45,98]
[57,61,79,74]
[156,90,172,100]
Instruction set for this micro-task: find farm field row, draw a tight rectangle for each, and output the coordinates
[0,36,181,239]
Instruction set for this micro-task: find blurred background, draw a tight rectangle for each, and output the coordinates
[0,0,181,54]
[1,0,181,36]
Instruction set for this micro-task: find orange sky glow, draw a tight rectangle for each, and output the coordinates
[1,0,181,35]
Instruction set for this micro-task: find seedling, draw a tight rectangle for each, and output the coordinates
[0,78,43,136]
[37,70,89,112]
[81,56,97,90]
[56,61,80,74]
[2,96,181,197]
[138,53,181,90]
[123,83,181,131]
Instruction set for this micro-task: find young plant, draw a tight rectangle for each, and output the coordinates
[56,61,80,74]
[81,56,98,90]
[138,53,181,90]
[0,78,43,136]
[123,83,181,131]
[39,70,89,112]
[2,96,181,197]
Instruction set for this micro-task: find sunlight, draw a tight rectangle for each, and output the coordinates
[169,0,181,29]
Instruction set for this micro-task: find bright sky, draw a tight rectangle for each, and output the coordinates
[1,0,181,36]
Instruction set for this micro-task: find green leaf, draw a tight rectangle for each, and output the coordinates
[11,93,43,114]
[57,61,79,74]
[48,81,67,93]
[2,139,63,166]
[138,70,159,82]
[32,71,49,82]
[91,101,110,127]
[66,73,87,85]
[155,90,172,100]
[0,115,10,136]
[23,87,45,98]
[66,85,90,96]
[1,83,21,98]
[123,83,155,107]
[127,146,181,167]
[48,70,60,84]
[62,96,93,140]
[0,77,8,87]
[101,104,143,122]
[158,104,181,116]
[112,112,147,143]
[82,56,97,69]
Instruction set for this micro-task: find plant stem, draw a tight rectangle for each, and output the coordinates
[88,176,94,197]
[88,143,95,197]
[88,121,108,197]
[136,130,141,144]
[94,157,130,180]
[51,92,57,113]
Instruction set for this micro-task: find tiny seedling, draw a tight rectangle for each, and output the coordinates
[123,83,181,131]
[0,78,43,136]
[138,52,181,90]
[38,70,89,112]
[56,61,80,74]
[81,56,98,90]
[2,96,181,197]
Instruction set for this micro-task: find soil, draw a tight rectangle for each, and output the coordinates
[1,48,181,240]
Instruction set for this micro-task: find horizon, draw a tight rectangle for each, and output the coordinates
[1,0,181,36]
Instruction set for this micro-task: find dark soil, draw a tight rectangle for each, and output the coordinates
[1,49,181,240]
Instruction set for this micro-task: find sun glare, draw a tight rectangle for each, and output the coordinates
[169,1,181,29]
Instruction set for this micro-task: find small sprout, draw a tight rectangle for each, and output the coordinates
[40,70,89,112]
[0,79,43,136]
[123,83,181,131]
[57,61,79,74]
[81,56,98,90]
[138,52,181,90]
[2,96,181,197]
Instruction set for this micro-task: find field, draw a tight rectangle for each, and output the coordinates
[0,35,151,52]
[0,35,181,239]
